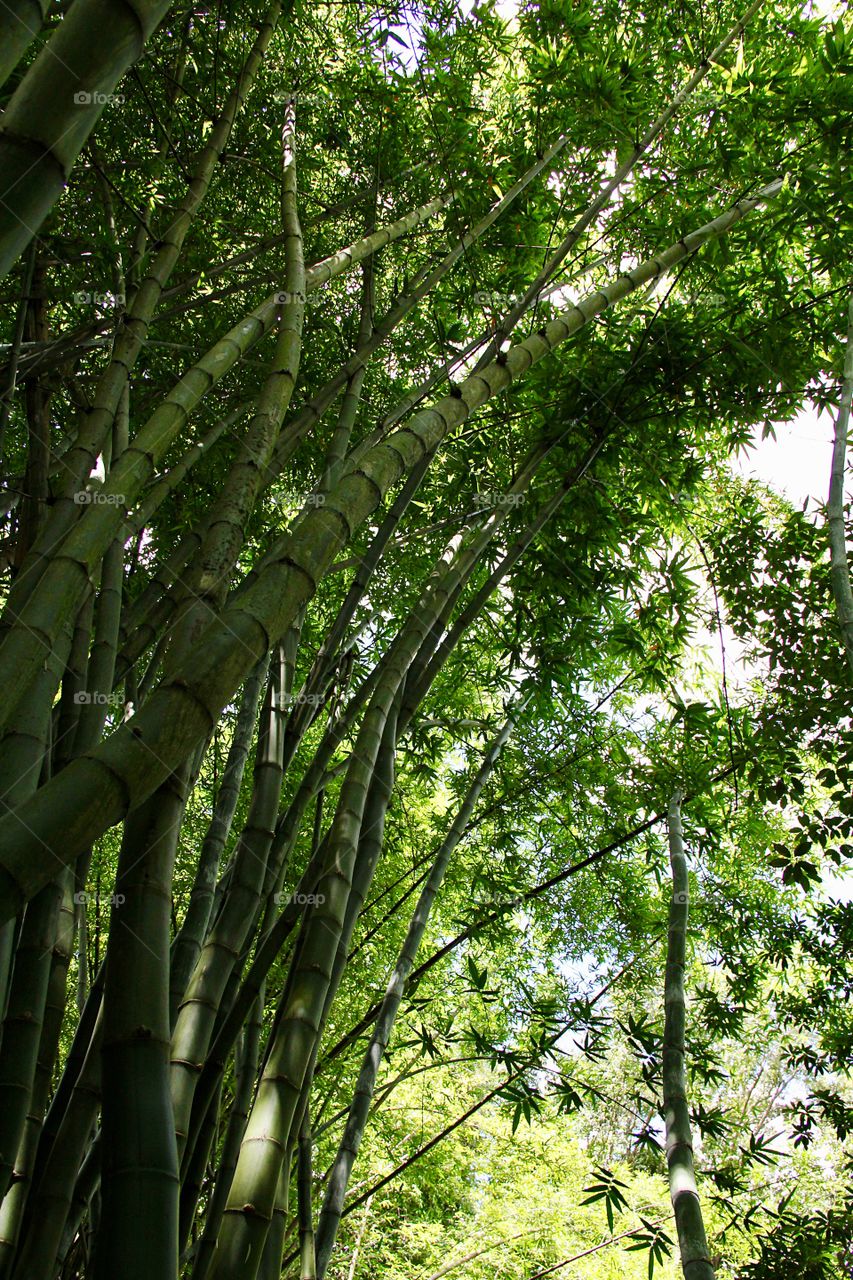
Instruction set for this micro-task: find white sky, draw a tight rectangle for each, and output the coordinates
[732,403,836,509]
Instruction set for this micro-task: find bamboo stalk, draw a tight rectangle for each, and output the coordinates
[94,764,194,1280]
[827,289,853,674]
[297,1108,317,1280]
[0,0,174,276]
[663,790,715,1280]
[0,0,52,91]
[0,872,74,1271]
[190,989,265,1280]
[9,1006,104,1280]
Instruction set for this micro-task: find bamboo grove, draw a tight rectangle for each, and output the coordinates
[0,2,852,1278]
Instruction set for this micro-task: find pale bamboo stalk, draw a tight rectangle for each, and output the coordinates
[827,289,853,673]
[124,13,192,290]
[128,405,248,537]
[40,0,286,510]
[210,560,460,1273]
[664,790,715,1280]
[318,211,376,493]
[233,713,399,1280]
[23,965,103,1207]
[257,1166,290,1280]
[0,619,72,1198]
[163,99,306,673]
[153,101,304,1138]
[190,989,265,1280]
[9,1008,104,1280]
[253,130,574,508]
[177,1077,223,1256]
[71,383,128,752]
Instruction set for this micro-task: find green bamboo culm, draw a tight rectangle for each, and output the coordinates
[663,789,715,1280]
[0,0,175,277]
[827,289,853,675]
[0,0,52,92]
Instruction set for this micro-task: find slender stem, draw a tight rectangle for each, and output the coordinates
[663,790,715,1280]
[827,289,853,673]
